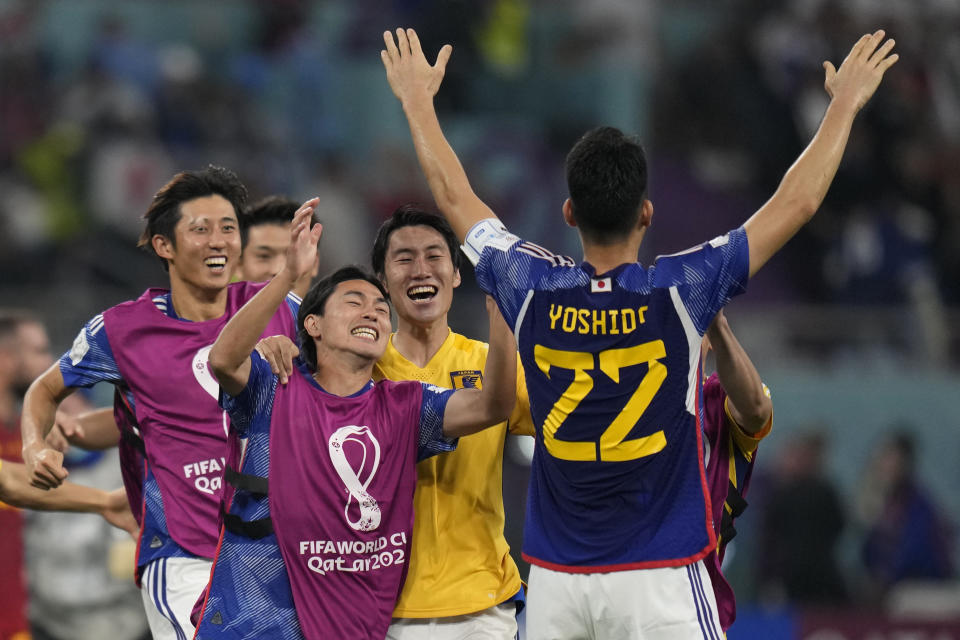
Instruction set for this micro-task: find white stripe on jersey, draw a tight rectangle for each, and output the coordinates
[513,290,535,343]
[286,292,302,305]
[88,314,105,335]
[669,285,710,464]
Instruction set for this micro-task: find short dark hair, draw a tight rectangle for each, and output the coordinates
[137,165,248,270]
[243,196,320,247]
[297,265,389,371]
[564,126,648,244]
[371,204,461,277]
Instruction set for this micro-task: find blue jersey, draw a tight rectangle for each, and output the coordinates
[465,220,749,571]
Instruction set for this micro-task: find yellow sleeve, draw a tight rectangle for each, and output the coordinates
[507,358,535,437]
[725,385,773,460]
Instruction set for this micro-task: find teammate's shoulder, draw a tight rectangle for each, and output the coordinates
[229,280,266,300]
[98,288,165,322]
[449,331,488,354]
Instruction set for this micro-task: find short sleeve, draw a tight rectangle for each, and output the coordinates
[727,383,773,459]
[219,351,279,437]
[416,383,457,461]
[654,227,750,335]
[468,219,577,329]
[59,314,123,388]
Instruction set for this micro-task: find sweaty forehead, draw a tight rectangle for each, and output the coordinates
[247,223,291,247]
[178,194,238,224]
[387,224,449,254]
[336,279,386,301]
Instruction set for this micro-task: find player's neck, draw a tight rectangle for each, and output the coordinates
[168,280,229,322]
[392,317,450,368]
[581,240,642,275]
[312,354,375,396]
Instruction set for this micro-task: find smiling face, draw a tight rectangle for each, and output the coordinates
[154,194,242,295]
[381,224,460,329]
[305,279,392,364]
[240,222,290,284]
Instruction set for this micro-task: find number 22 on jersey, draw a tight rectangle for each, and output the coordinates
[534,340,668,462]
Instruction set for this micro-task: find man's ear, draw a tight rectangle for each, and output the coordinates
[639,199,654,229]
[304,314,322,342]
[152,235,175,261]
[562,198,577,228]
[452,268,461,289]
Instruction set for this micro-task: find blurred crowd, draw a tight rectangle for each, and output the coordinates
[1,0,959,637]
[0,0,957,361]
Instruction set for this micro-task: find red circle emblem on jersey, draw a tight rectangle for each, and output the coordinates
[597,281,605,288]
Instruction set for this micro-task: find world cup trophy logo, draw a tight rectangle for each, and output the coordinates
[328,425,382,531]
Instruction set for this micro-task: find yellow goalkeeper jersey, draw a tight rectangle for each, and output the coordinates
[374,329,533,618]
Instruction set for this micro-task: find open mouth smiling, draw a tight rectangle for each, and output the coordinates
[351,326,379,341]
[204,256,228,273]
[407,285,438,302]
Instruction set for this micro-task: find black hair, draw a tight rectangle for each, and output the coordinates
[137,165,248,270]
[564,126,648,244]
[297,265,389,371]
[242,195,320,247]
[370,204,461,277]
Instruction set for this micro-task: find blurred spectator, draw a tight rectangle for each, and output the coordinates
[0,309,52,640]
[756,431,848,606]
[856,430,955,605]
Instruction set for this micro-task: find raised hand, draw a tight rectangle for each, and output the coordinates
[255,335,300,385]
[824,30,898,112]
[286,198,322,283]
[381,28,453,106]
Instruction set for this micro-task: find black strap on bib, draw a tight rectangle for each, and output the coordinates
[720,480,749,543]
[223,513,274,539]
[224,465,269,496]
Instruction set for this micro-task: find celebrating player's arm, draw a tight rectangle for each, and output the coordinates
[381,28,496,243]
[705,310,772,435]
[45,407,120,452]
[742,30,897,277]
[21,365,78,489]
[437,295,516,438]
[0,458,138,537]
[209,198,322,395]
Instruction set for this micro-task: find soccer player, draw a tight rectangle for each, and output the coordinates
[382,26,896,637]
[194,207,517,639]
[700,309,772,631]
[239,195,320,298]
[20,167,305,640]
[371,205,532,638]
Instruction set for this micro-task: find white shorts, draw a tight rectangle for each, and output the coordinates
[139,556,212,640]
[526,561,722,640]
[386,602,519,640]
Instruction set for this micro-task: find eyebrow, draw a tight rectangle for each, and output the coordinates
[391,243,447,255]
[343,290,390,307]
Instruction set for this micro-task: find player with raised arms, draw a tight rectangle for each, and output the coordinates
[20,166,305,639]
[193,204,518,639]
[381,26,897,638]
